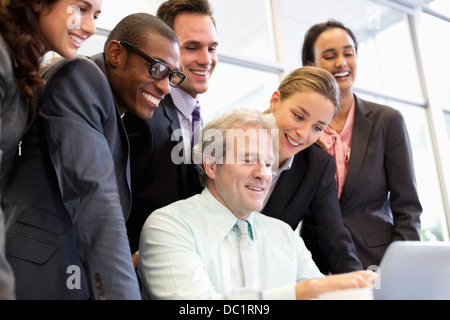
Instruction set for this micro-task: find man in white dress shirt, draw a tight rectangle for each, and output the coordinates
[138,108,374,300]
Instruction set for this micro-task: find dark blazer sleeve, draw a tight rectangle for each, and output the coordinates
[40,58,140,299]
[339,96,422,269]
[0,208,14,299]
[383,107,422,240]
[264,145,362,274]
[300,147,362,274]
[0,38,17,299]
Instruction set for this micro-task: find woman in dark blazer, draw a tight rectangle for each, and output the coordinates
[300,20,422,269]
[262,66,363,274]
[0,0,101,299]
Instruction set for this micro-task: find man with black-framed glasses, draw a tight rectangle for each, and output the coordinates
[119,40,186,88]
[123,0,219,268]
[2,13,181,299]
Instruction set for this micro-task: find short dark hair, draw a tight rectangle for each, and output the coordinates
[105,13,178,52]
[156,0,215,29]
[301,19,358,66]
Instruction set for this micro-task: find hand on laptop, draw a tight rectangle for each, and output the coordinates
[295,270,376,300]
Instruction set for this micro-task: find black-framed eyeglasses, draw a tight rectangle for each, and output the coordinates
[119,40,186,88]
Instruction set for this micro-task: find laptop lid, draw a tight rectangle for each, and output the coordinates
[373,241,450,300]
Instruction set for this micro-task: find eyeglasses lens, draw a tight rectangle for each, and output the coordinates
[169,73,185,87]
[151,62,169,79]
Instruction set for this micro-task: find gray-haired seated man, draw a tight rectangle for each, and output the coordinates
[138,107,374,300]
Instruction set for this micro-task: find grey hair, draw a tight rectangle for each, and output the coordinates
[192,107,278,187]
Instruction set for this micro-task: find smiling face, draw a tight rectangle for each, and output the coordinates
[35,0,102,58]
[270,90,335,165]
[204,126,274,220]
[106,34,180,119]
[310,28,357,97]
[172,13,218,99]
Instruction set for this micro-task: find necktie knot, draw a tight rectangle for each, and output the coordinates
[236,220,250,241]
[192,103,201,121]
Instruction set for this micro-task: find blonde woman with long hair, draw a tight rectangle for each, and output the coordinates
[262,66,362,274]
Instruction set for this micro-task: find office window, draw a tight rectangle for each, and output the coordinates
[278,0,422,101]
[277,0,377,71]
[96,0,162,31]
[199,62,280,122]
[80,34,107,56]
[88,0,278,65]
[416,10,450,240]
[418,13,450,117]
[355,11,423,103]
[446,112,450,141]
[398,103,446,241]
[210,0,278,63]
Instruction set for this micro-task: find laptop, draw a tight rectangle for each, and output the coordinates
[373,241,450,300]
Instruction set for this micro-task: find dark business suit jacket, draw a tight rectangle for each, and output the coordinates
[301,95,422,270]
[123,95,202,253]
[262,144,362,274]
[0,33,30,299]
[3,54,141,299]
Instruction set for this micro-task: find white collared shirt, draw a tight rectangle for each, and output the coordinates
[138,187,323,300]
[264,156,294,208]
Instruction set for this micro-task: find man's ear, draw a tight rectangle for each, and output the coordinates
[203,155,216,180]
[105,40,123,68]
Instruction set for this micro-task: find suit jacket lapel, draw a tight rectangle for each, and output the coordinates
[162,94,201,197]
[91,52,132,217]
[162,95,182,136]
[340,95,372,203]
[263,152,307,218]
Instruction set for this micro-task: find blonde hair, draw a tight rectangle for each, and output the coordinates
[270,66,340,117]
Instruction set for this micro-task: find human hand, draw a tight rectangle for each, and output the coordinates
[295,270,376,300]
[41,55,62,70]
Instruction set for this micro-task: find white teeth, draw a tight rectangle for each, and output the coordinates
[69,34,84,45]
[142,92,161,106]
[286,134,300,146]
[333,72,349,78]
[247,186,263,192]
[192,70,208,76]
